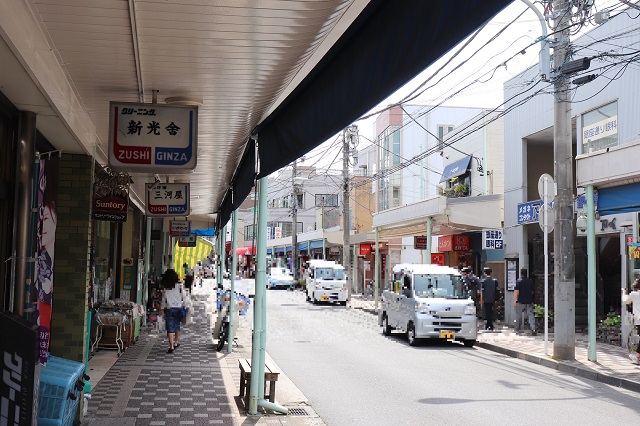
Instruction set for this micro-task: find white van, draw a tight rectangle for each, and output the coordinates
[378,264,477,347]
[305,259,348,305]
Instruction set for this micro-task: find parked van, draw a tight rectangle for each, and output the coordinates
[305,259,347,305]
[378,264,477,347]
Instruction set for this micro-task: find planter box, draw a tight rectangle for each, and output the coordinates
[596,325,621,345]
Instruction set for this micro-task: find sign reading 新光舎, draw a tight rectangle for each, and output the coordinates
[145,183,190,216]
[108,102,198,172]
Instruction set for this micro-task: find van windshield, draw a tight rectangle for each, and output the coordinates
[413,274,467,299]
[315,267,345,280]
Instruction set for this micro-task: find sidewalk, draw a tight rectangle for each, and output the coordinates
[349,294,640,393]
[84,281,326,425]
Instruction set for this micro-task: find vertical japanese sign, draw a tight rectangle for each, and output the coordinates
[34,156,59,365]
[108,102,198,172]
[145,183,190,216]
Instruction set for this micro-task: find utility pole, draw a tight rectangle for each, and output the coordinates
[552,0,575,360]
[291,160,298,282]
[342,127,351,296]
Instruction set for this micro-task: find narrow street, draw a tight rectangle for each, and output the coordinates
[261,290,640,426]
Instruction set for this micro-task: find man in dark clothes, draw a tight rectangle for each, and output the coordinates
[461,267,481,315]
[514,268,536,333]
[481,267,498,331]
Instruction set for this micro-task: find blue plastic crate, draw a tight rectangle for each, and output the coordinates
[38,362,82,426]
[47,355,86,391]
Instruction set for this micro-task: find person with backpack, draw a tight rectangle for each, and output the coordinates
[514,268,536,334]
[481,267,499,331]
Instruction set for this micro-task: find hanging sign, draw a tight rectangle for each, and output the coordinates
[431,253,445,266]
[629,244,640,259]
[145,183,190,216]
[108,102,198,172]
[179,234,197,247]
[438,235,470,252]
[359,243,372,255]
[170,220,191,237]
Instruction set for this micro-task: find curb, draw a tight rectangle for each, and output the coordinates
[475,341,640,394]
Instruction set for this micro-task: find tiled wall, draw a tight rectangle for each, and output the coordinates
[50,153,92,363]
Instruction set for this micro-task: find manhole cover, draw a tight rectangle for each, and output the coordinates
[288,407,310,416]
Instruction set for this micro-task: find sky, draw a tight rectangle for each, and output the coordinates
[299,0,624,172]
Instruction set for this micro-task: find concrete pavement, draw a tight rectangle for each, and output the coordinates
[83,285,640,425]
[348,294,640,393]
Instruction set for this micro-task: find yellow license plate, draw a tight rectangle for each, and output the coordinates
[439,331,455,339]
[320,295,329,301]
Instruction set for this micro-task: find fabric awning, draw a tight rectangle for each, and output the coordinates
[597,183,640,216]
[298,241,309,250]
[440,156,472,183]
[309,240,324,249]
[275,247,285,253]
[236,247,255,256]
[217,0,511,228]
[173,237,213,279]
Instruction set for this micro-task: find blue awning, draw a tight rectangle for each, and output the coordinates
[286,245,292,252]
[440,156,472,183]
[309,240,324,249]
[192,228,216,236]
[598,183,640,216]
[275,247,285,253]
[298,241,309,250]
[267,248,272,255]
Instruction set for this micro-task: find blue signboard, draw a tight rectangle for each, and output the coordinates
[517,200,543,225]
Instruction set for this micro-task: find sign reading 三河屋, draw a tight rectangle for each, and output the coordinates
[482,229,504,249]
[170,220,191,237]
[108,102,198,172]
[145,183,190,216]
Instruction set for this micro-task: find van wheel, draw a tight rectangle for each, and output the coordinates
[382,315,392,336]
[312,295,318,305]
[407,323,418,346]
[463,339,476,348]
[306,294,311,302]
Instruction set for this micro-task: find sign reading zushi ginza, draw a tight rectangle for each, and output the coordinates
[108,102,197,172]
[145,183,190,216]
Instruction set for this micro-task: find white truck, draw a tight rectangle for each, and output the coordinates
[378,264,477,347]
[305,259,348,306]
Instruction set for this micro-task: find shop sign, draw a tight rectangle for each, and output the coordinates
[330,247,340,254]
[517,200,543,225]
[179,234,197,247]
[122,258,134,291]
[414,236,427,250]
[93,169,130,222]
[431,253,445,266]
[0,311,40,426]
[482,229,504,249]
[274,227,282,239]
[583,115,617,143]
[93,195,128,222]
[381,254,386,280]
[629,244,640,259]
[170,220,191,237]
[145,183,189,216]
[108,102,197,172]
[438,235,470,252]
[360,243,372,255]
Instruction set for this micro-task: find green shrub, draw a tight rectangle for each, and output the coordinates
[602,312,621,327]
[534,304,554,320]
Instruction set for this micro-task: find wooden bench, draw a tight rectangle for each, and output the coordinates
[238,358,281,408]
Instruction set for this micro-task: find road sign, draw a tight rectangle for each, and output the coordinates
[538,203,554,234]
[538,173,555,203]
[108,102,198,172]
[145,183,190,216]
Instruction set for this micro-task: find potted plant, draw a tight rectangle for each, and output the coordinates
[597,312,621,344]
[534,304,554,332]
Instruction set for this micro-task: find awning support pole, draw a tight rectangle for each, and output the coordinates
[228,208,238,353]
[586,184,597,361]
[374,227,380,310]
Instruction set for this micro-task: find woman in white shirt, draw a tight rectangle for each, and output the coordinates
[161,269,185,353]
[623,278,640,364]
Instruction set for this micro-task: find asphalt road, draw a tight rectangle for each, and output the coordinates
[263,290,640,426]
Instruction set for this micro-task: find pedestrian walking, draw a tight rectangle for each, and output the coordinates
[160,269,185,353]
[183,262,194,292]
[514,268,536,334]
[461,267,481,314]
[194,261,202,287]
[481,267,499,331]
[623,278,640,364]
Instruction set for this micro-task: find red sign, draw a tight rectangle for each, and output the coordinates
[438,235,470,252]
[381,255,386,280]
[414,236,428,250]
[359,243,372,255]
[431,253,445,266]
